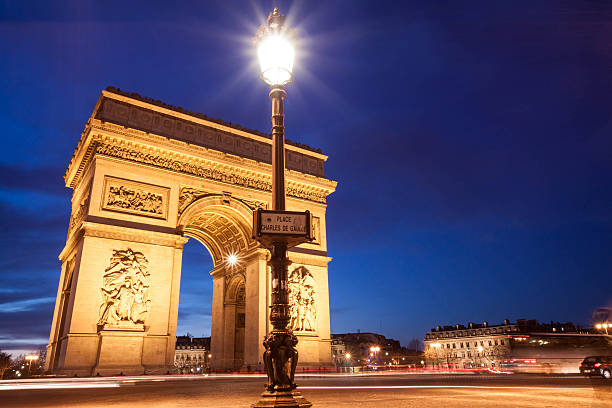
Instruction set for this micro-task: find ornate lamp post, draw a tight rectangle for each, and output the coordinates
[252,8,312,408]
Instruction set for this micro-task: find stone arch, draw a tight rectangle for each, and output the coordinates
[178,195,258,267]
[176,195,260,371]
[225,272,247,304]
[223,273,246,370]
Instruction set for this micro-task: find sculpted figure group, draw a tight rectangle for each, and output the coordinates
[262,331,299,391]
[98,249,151,326]
[288,267,317,332]
[106,185,163,215]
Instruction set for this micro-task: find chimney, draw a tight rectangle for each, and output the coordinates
[436,325,442,331]
[503,319,510,325]
[455,324,460,329]
[468,322,474,329]
[483,321,488,327]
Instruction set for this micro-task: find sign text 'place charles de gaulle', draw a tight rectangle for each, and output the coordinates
[253,209,313,247]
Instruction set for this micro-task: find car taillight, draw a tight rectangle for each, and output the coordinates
[594,363,602,368]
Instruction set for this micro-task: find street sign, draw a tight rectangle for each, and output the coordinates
[253,209,313,248]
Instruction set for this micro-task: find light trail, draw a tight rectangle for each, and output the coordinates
[300,385,593,391]
[0,383,121,391]
[0,372,589,392]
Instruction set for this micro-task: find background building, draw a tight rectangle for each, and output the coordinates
[332,332,423,369]
[174,336,211,374]
[424,319,612,373]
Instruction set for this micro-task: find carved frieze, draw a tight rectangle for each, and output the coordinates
[178,187,268,216]
[288,266,317,332]
[311,216,321,245]
[95,142,327,204]
[178,187,212,215]
[98,249,151,328]
[68,196,89,237]
[237,197,268,211]
[102,176,169,219]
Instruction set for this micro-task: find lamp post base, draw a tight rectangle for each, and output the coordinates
[252,389,312,408]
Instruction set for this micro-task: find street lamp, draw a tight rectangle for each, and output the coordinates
[25,355,39,377]
[370,346,381,366]
[252,8,311,408]
[596,322,610,335]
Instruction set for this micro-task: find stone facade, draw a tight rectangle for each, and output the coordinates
[45,88,337,376]
[424,322,513,369]
[174,336,210,374]
[423,319,603,371]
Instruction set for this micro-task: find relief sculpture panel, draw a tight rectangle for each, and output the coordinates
[98,249,151,329]
[102,176,169,219]
[288,266,317,332]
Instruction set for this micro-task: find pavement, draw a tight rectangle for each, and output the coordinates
[1,372,612,408]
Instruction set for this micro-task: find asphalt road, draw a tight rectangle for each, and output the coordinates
[1,373,611,408]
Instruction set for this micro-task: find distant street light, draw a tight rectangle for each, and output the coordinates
[25,355,39,377]
[596,322,610,335]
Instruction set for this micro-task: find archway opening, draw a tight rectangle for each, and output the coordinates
[175,239,214,374]
[176,195,259,372]
[176,239,214,338]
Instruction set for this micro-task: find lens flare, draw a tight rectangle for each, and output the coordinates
[226,253,239,267]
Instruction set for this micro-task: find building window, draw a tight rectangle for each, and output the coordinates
[466,342,470,348]
[488,340,492,346]
[501,340,505,345]
[453,343,456,349]
[460,342,464,348]
[494,339,498,346]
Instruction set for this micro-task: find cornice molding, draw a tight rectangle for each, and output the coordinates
[66,126,336,204]
[288,252,333,267]
[61,222,189,256]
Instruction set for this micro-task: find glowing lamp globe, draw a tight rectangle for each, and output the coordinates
[255,8,295,87]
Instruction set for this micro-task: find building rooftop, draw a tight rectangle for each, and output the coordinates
[175,336,210,349]
[425,319,591,340]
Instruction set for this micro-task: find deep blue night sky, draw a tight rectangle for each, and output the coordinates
[1,1,612,356]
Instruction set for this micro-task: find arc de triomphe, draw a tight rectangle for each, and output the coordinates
[45,87,337,376]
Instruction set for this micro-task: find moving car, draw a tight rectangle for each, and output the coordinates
[579,356,612,379]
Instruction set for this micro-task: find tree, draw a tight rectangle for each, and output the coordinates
[11,348,46,378]
[424,345,450,368]
[408,338,422,353]
[0,350,11,379]
[485,344,509,367]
